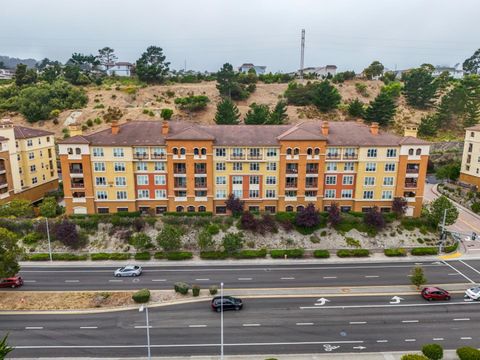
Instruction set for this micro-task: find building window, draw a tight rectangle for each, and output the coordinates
[47,136,50,143]
[93,148,104,157]
[266,176,276,185]
[216,162,226,171]
[363,190,374,199]
[216,206,227,214]
[325,175,336,185]
[232,176,243,184]
[216,176,226,185]
[249,148,261,159]
[249,176,260,185]
[115,177,126,186]
[113,148,124,157]
[341,189,353,198]
[28,152,34,160]
[249,190,259,198]
[98,208,109,214]
[176,206,184,213]
[325,189,336,198]
[75,148,81,155]
[385,163,396,172]
[233,162,243,171]
[156,206,167,214]
[416,148,422,156]
[198,206,206,212]
[386,148,397,158]
[408,148,414,155]
[154,162,165,171]
[96,191,108,200]
[232,148,244,158]
[266,189,276,198]
[154,175,166,185]
[117,191,127,200]
[180,148,186,155]
[216,189,227,199]
[343,175,354,185]
[114,162,126,172]
[155,189,167,199]
[365,162,376,172]
[137,190,150,199]
[137,175,149,185]
[266,148,277,157]
[382,190,393,200]
[136,162,148,171]
[215,148,226,157]
[344,162,354,171]
[250,162,260,171]
[364,176,375,186]
[94,162,105,172]
[96,177,107,186]
[327,148,340,158]
[383,177,394,186]
[27,139,33,147]
[266,162,277,171]
[31,177,38,184]
[326,162,337,172]
[233,190,243,199]
[30,165,36,173]
[471,132,475,138]
[367,148,377,158]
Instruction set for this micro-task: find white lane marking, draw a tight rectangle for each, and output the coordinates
[296,322,314,326]
[349,321,367,325]
[189,325,207,328]
[402,320,419,323]
[433,338,444,341]
[64,280,79,283]
[405,339,416,342]
[25,327,43,330]
[80,326,98,329]
[238,278,252,281]
[195,278,210,281]
[134,326,152,329]
[365,275,379,278]
[461,337,472,340]
[459,260,480,276]
[242,324,261,327]
[281,277,295,280]
[442,261,475,284]
[448,273,461,276]
[323,276,337,279]
[23,280,36,283]
[151,279,167,282]
[376,340,388,343]
[300,301,480,310]
[108,279,123,282]
[453,318,470,321]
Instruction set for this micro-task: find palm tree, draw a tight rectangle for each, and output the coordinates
[0,333,14,358]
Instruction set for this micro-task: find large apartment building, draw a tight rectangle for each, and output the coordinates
[459,125,480,189]
[59,120,429,217]
[0,119,59,204]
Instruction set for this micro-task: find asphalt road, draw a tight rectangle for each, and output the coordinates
[12,259,480,291]
[3,295,480,358]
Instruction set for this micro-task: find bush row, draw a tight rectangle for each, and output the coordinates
[336,249,370,257]
[270,249,304,258]
[313,250,330,258]
[410,247,438,256]
[384,248,407,257]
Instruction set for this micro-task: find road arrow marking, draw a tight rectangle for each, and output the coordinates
[323,344,340,352]
[315,298,330,306]
[353,346,366,350]
[390,296,404,304]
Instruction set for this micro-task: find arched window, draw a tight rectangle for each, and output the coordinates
[180,148,186,155]
[75,148,81,155]
[286,205,294,212]
[201,148,207,156]
[408,148,414,156]
[187,206,195,213]
[307,148,313,156]
[176,206,184,213]
[314,148,320,156]
[293,148,300,155]
[194,148,199,155]
[173,147,178,155]
[67,147,73,155]
[286,148,292,156]
[198,206,206,212]
[296,205,305,212]
[416,148,421,156]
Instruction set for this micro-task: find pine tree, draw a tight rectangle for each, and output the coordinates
[214,98,240,124]
[402,67,438,109]
[216,63,236,98]
[267,100,288,124]
[135,46,170,83]
[310,80,341,112]
[244,103,271,124]
[347,98,365,118]
[364,92,397,126]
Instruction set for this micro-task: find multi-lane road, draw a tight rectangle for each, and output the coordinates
[2,259,480,358]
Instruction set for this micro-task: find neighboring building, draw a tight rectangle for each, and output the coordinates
[0,119,59,204]
[432,65,464,79]
[301,65,337,78]
[238,63,267,75]
[0,69,15,80]
[104,62,134,77]
[459,125,480,189]
[59,120,429,217]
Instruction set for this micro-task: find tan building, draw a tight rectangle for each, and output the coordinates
[0,119,59,204]
[459,125,480,189]
[59,120,429,217]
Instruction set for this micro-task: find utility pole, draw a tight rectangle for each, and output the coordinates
[220,282,224,360]
[439,208,448,253]
[299,29,305,80]
[139,305,151,360]
[45,218,52,262]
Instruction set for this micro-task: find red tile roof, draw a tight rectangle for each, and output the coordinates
[13,126,54,139]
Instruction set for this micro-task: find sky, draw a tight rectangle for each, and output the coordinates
[0,0,478,73]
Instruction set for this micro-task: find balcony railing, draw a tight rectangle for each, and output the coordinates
[194,168,207,174]
[231,154,245,160]
[326,154,341,160]
[247,154,262,160]
[305,183,318,189]
[404,182,418,188]
[306,168,318,174]
[152,154,166,160]
[406,168,419,174]
[71,183,85,189]
[194,183,207,188]
[285,183,298,189]
[174,168,186,174]
[0,182,8,189]
[286,168,298,174]
[70,168,83,174]
[134,153,149,159]
[343,154,358,160]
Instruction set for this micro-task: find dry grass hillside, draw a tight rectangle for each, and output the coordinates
[6,79,435,139]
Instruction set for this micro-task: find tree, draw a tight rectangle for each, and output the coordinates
[422,343,443,360]
[364,91,397,126]
[364,206,385,230]
[174,95,209,112]
[15,63,37,86]
[216,63,236,98]
[244,103,270,124]
[156,224,183,252]
[97,47,117,68]
[54,220,83,249]
[296,204,320,228]
[463,48,480,74]
[225,194,244,216]
[0,334,14,358]
[41,63,62,84]
[418,114,440,137]
[68,52,100,72]
[0,199,33,217]
[427,195,459,226]
[381,81,403,98]
[363,61,384,79]
[328,203,342,226]
[402,67,438,109]
[392,197,407,217]
[240,212,258,232]
[214,98,240,124]
[160,108,173,120]
[0,228,21,278]
[268,100,288,124]
[129,232,152,250]
[135,46,170,83]
[310,80,341,112]
[347,98,365,118]
[39,196,58,218]
[222,233,243,255]
[435,162,461,181]
[410,266,427,289]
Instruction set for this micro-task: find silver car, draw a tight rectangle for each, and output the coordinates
[465,286,480,300]
[114,265,142,277]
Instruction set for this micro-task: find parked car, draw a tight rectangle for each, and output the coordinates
[0,276,24,288]
[211,296,243,312]
[421,287,451,301]
[114,265,142,277]
[465,286,480,300]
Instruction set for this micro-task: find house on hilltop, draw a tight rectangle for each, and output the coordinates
[104,62,134,77]
[238,63,267,75]
[300,65,337,78]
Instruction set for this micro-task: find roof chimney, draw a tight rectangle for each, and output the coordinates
[68,122,82,137]
[370,122,379,135]
[404,126,418,138]
[321,121,329,136]
[162,121,169,135]
[111,121,120,135]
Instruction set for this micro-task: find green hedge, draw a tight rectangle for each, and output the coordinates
[234,249,267,259]
[174,282,190,295]
[384,248,407,257]
[313,250,330,258]
[164,212,213,217]
[336,249,370,257]
[410,247,438,256]
[52,253,88,261]
[421,343,443,360]
[270,249,304,258]
[200,251,228,260]
[166,251,193,260]
[24,253,50,261]
[457,347,480,360]
[154,252,165,259]
[192,284,200,297]
[90,252,131,261]
[132,288,150,303]
[134,252,151,260]
[444,242,459,253]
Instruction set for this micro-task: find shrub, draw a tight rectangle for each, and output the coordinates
[153,252,165,259]
[384,248,407,257]
[206,224,220,235]
[24,253,50,261]
[345,237,361,248]
[90,253,131,261]
[209,285,218,295]
[421,344,443,360]
[296,204,320,228]
[52,253,88,261]
[174,95,209,111]
[411,247,438,256]
[411,266,427,289]
[166,251,192,261]
[200,251,228,260]
[192,284,200,297]
[234,249,267,259]
[160,108,173,120]
[129,233,152,250]
[222,233,244,255]
[401,355,429,360]
[39,196,59,218]
[54,220,85,249]
[198,229,214,251]
[270,249,304,258]
[157,224,183,252]
[364,206,385,230]
[132,289,150,303]
[310,234,320,243]
[444,242,459,253]
[23,232,43,245]
[471,202,480,214]
[336,249,370,257]
[225,194,244,216]
[240,212,258,231]
[134,252,151,260]
[313,250,330,258]
[457,347,480,360]
[174,282,190,295]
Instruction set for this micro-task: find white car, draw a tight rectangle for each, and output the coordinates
[114,265,142,277]
[465,286,480,300]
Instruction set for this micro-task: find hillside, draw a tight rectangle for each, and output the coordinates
[5,79,435,139]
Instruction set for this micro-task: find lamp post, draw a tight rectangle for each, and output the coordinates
[39,217,53,262]
[139,304,151,360]
[220,281,224,360]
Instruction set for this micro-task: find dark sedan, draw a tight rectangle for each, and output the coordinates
[211,296,243,312]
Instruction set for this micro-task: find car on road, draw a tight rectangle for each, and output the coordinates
[421,287,451,301]
[465,286,480,300]
[114,265,142,277]
[211,296,243,312]
[0,276,24,288]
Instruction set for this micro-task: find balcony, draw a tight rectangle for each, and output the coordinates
[285,183,298,189]
[0,166,6,175]
[286,168,298,174]
[0,182,8,189]
[71,183,85,189]
[152,153,166,160]
[406,166,420,174]
[70,167,83,174]
[247,154,262,160]
[305,183,318,189]
[306,167,318,174]
[194,167,207,174]
[173,167,186,174]
[404,182,418,189]
[231,154,245,160]
[326,154,341,160]
[72,197,86,203]
[343,154,358,160]
[134,153,149,160]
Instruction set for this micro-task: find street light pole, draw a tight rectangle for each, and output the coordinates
[221,281,224,360]
[139,305,151,360]
[45,218,52,262]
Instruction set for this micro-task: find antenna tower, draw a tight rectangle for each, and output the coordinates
[299,29,305,79]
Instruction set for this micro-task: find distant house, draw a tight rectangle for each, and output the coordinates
[0,69,15,80]
[104,62,134,77]
[300,65,337,78]
[238,63,267,75]
[432,65,464,79]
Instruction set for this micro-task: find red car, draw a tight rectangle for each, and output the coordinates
[0,276,24,288]
[421,287,450,301]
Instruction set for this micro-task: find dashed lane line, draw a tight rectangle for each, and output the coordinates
[242,324,261,327]
[23,280,36,283]
[134,326,152,329]
[376,340,388,343]
[151,279,167,282]
[402,320,419,323]
[433,338,444,341]
[281,277,295,280]
[296,322,314,326]
[323,276,337,279]
[195,278,210,281]
[79,326,98,329]
[349,321,367,325]
[405,339,416,342]
[365,276,379,278]
[453,318,470,321]
[189,325,207,328]
[25,327,43,330]
[461,337,473,340]
[108,279,123,282]
[238,278,253,281]
[64,280,79,283]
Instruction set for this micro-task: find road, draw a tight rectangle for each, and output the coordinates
[13,259,480,291]
[3,295,480,358]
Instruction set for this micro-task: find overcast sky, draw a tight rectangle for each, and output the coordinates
[0,0,478,72]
